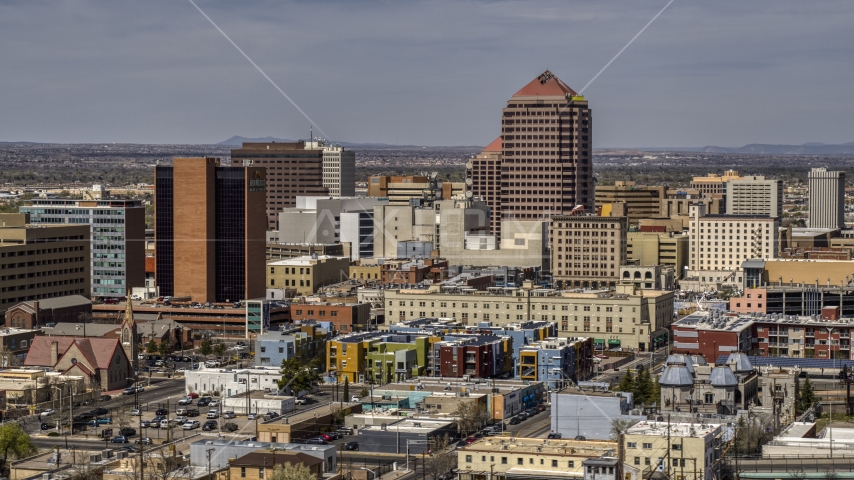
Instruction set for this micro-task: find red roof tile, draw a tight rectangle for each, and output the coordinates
[513,70,577,98]
[482,137,502,153]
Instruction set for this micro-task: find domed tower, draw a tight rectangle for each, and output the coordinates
[121,293,138,373]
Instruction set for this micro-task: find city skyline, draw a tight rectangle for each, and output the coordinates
[0,1,853,148]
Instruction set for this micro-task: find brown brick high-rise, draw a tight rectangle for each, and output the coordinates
[230,142,327,230]
[154,157,266,303]
[468,71,593,238]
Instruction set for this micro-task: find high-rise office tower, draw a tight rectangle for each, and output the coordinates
[230,142,327,230]
[154,157,266,303]
[466,138,503,237]
[500,70,593,221]
[809,167,846,229]
[304,141,355,197]
[20,198,145,300]
[467,71,593,239]
[725,176,783,218]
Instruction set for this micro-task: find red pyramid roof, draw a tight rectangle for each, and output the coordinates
[513,70,577,97]
[482,137,502,153]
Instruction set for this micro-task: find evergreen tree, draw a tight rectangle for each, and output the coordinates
[797,376,816,414]
[635,367,653,405]
[343,376,350,401]
[617,370,635,395]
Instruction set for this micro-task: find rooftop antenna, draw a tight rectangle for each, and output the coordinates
[310,125,313,143]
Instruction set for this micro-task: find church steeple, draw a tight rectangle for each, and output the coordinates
[121,291,138,373]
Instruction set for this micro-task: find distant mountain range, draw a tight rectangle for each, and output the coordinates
[700,142,854,155]
[216,135,439,149]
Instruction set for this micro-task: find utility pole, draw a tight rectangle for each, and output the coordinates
[206,448,215,480]
[136,372,144,480]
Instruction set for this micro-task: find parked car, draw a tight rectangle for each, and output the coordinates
[455,440,468,449]
[159,420,170,429]
[91,407,108,415]
[508,417,521,425]
[537,404,546,412]
[221,422,239,432]
[263,412,278,420]
[295,398,306,406]
[175,416,188,424]
[130,409,141,416]
[305,437,327,445]
[182,421,200,430]
[111,436,129,443]
[344,442,359,451]
[176,408,188,416]
[547,433,562,439]
[41,422,53,430]
[177,397,192,406]
[97,418,112,425]
[350,396,361,402]
[140,420,152,428]
[222,411,236,419]
[136,437,153,445]
[206,410,219,419]
[120,427,137,437]
[337,427,354,435]
[319,433,334,442]
[123,387,136,395]
[197,397,211,407]
[100,394,112,401]
[156,408,168,416]
[40,409,56,417]
[186,409,200,417]
[202,421,218,431]
[247,413,257,420]
[574,435,587,441]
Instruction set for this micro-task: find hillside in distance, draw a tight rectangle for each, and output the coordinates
[702,142,854,155]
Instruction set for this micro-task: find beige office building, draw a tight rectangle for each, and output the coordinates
[551,215,628,289]
[267,255,350,296]
[688,204,779,273]
[595,181,665,223]
[623,421,724,480]
[726,176,783,218]
[0,214,90,313]
[384,283,674,351]
[627,231,689,274]
[690,170,742,196]
[808,167,845,229]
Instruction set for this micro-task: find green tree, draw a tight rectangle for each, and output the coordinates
[797,376,817,414]
[270,462,316,480]
[213,342,227,359]
[635,367,653,405]
[157,341,172,356]
[343,377,350,401]
[277,357,322,396]
[616,370,635,396]
[198,339,213,357]
[0,422,38,474]
[146,339,157,354]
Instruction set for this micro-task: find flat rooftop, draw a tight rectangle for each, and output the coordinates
[626,421,721,438]
[261,402,360,426]
[360,418,453,434]
[461,437,616,457]
[268,256,348,266]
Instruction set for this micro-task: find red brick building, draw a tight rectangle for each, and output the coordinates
[5,295,92,329]
[672,310,854,363]
[290,302,372,333]
[436,335,513,378]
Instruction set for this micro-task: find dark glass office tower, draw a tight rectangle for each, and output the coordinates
[154,158,266,303]
[154,165,174,297]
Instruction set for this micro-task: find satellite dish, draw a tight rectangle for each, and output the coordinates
[465,191,473,198]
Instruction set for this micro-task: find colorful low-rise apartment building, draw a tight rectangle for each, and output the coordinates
[518,336,594,387]
[326,331,439,383]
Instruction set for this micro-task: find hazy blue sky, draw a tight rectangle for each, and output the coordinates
[1,1,853,147]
